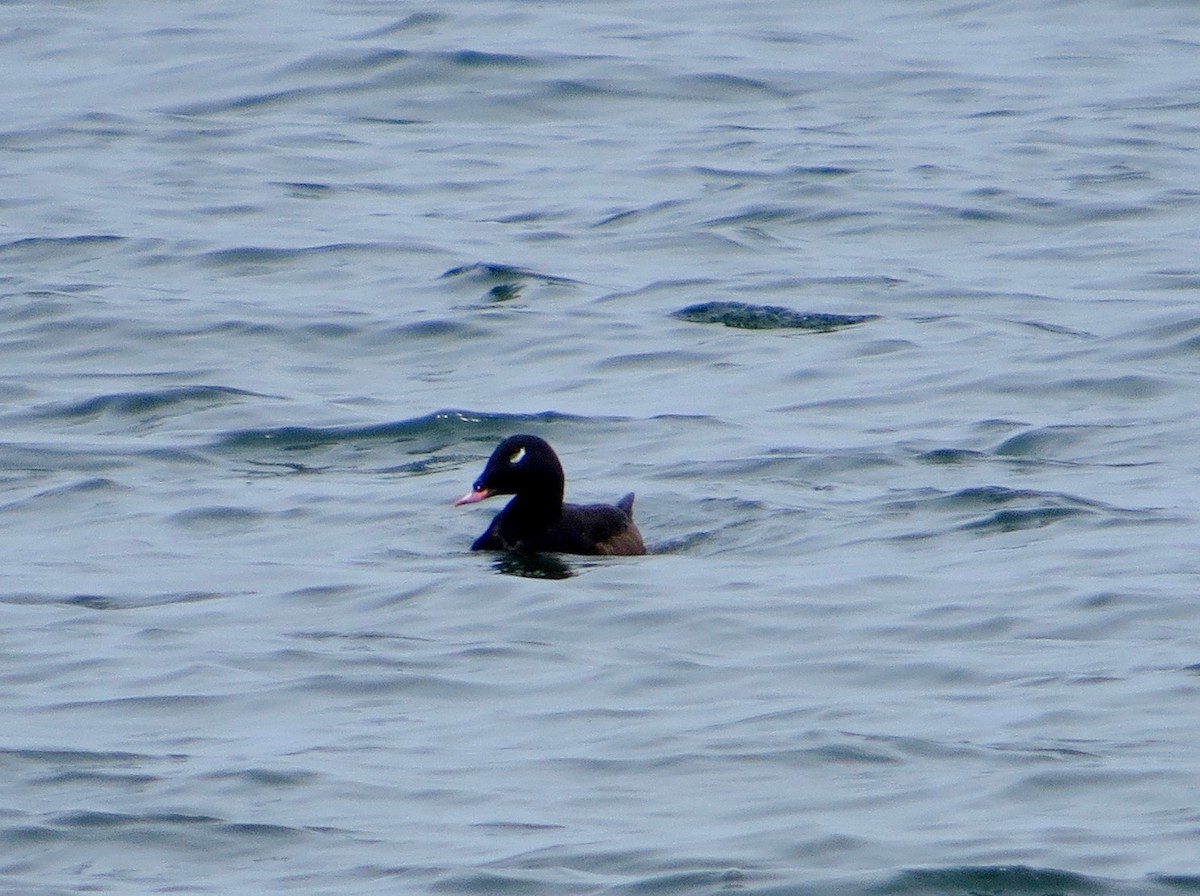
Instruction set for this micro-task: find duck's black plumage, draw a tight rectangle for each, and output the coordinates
[454,434,646,556]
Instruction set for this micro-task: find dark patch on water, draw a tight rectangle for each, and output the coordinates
[879,864,1104,896]
[274,181,333,198]
[446,50,539,69]
[493,552,576,580]
[917,448,989,464]
[672,301,879,331]
[489,282,523,302]
[1150,875,1200,892]
[215,821,302,838]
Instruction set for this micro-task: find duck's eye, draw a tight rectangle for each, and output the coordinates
[509,447,527,465]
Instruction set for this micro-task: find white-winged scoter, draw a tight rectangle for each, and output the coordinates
[454,434,645,556]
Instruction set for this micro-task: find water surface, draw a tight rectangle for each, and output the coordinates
[4,1,1200,893]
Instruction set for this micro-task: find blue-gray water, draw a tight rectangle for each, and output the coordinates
[4,1,1200,893]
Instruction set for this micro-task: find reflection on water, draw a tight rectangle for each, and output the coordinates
[493,552,576,580]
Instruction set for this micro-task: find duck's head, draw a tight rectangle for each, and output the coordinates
[454,434,565,506]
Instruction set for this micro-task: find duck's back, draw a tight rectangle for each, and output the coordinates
[552,497,645,556]
[472,494,645,556]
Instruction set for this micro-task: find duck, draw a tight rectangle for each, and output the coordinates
[454,434,646,556]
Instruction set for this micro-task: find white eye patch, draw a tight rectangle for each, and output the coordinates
[509,447,527,465]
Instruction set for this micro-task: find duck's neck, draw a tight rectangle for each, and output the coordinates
[501,486,564,536]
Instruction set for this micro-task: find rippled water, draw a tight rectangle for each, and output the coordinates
[5,1,1200,893]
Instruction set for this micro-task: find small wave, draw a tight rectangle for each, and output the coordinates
[1152,875,1200,893]
[170,47,544,116]
[959,505,1091,533]
[440,262,576,283]
[202,768,317,788]
[0,747,155,765]
[993,425,1119,460]
[593,349,716,372]
[277,47,414,78]
[886,485,1150,538]
[51,810,221,829]
[1120,313,1200,360]
[444,49,540,69]
[352,12,447,39]
[0,234,126,264]
[168,505,269,533]
[1,809,313,850]
[26,385,259,424]
[1138,270,1200,292]
[931,485,1105,511]
[440,262,579,303]
[672,301,878,331]
[704,204,874,228]
[669,71,791,98]
[1005,318,1097,339]
[917,447,990,465]
[0,591,227,610]
[271,180,335,197]
[210,408,596,454]
[168,86,321,116]
[648,530,719,555]
[692,163,856,180]
[0,477,127,516]
[290,671,490,699]
[983,373,1171,401]
[197,242,386,270]
[374,318,488,341]
[593,199,690,228]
